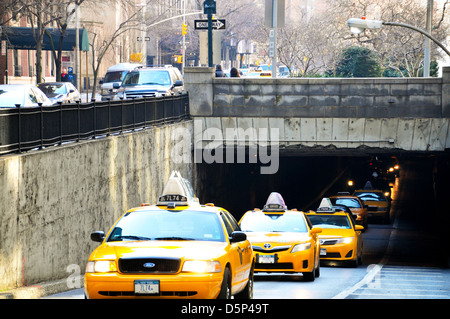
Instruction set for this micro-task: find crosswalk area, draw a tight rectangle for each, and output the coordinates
[348,265,450,299]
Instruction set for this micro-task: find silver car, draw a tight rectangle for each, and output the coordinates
[37,82,81,104]
[0,84,52,107]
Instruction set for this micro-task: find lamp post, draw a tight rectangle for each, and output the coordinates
[347,17,450,75]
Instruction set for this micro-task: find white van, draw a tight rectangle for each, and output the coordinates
[100,63,142,100]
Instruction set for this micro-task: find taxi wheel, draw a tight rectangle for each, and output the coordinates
[314,261,320,278]
[217,267,231,299]
[303,269,315,282]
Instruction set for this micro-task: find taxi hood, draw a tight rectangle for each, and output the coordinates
[245,232,311,244]
[91,240,228,261]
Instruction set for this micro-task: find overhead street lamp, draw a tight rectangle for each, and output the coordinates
[347,17,450,58]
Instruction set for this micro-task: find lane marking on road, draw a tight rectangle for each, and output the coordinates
[332,263,383,299]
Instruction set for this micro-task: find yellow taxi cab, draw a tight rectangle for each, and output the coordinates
[239,192,322,281]
[353,189,391,224]
[84,171,254,299]
[306,198,364,267]
[329,192,368,229]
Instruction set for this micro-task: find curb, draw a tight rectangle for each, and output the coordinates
[0,276,83,299]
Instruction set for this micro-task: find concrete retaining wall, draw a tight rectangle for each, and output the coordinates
[0,121,194,290]
[194,117,450,153]
[185,66,450,119]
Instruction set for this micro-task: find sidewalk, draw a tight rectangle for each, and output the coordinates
[0,276,83,299]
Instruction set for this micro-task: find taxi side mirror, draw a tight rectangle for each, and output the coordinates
[91,231,105,242]
[230,231,247,243]
[311,227,322,234]
[355,225,364,231]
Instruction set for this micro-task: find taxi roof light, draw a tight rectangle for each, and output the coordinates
[157,171,200,207]
[263,192,287,212]
[317,197,336,213]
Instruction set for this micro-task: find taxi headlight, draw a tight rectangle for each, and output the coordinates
[335,237,354,244]
[86,260,117,273]
[291,243,311,253]
[182,260,222,273]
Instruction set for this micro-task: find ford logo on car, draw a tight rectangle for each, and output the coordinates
[143,262,156,268]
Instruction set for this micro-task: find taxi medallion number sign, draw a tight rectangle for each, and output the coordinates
[135,280,159,295]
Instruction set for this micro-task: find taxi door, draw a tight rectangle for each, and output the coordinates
[220,210,252,292]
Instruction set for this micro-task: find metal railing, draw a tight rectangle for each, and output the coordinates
[0,93,190,156]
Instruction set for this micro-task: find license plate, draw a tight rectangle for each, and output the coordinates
[259,255,275,263]
[134,280,159,295]
[320,248,327,256]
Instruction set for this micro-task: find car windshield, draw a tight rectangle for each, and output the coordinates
[122,70,171,86]
[38,84,67,97]
[107,210,225,242]
[330,198,361,208]
[104,71,128,83]
[308,214,352,229]
[240,211,308,233]
[354,192,386,201]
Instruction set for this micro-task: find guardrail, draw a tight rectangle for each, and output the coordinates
[0,93,190,155]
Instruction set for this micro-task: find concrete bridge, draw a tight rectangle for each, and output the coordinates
[185,66,450,155]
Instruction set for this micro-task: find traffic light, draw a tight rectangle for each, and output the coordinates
[182,23,187,36]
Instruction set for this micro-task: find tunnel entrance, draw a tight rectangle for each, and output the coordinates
[195,154,375,220]
[194,151,450,224]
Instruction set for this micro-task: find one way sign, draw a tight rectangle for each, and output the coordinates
[194,19,226,30]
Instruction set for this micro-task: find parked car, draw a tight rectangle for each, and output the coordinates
[0,84,52,107]
[37,82,81,104]
[114,65,184,99]
[100,63,142,101]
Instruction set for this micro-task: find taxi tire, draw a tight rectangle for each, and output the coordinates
[217,267,231,299]
[303,262,318,282]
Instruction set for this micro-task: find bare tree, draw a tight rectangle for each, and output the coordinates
[17,0,63,83]
[84,0,142,98]
[330,0,449,77]
[49,0,86,82]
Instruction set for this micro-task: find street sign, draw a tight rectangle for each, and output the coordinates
[137,36,150,41]
[194,19,226,30]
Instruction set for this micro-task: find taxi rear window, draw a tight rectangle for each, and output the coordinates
[240,211,308,233]
[107,210,225,242]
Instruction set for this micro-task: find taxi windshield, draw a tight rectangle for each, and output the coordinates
[308,214,352,229]
[107,210,225,242]
[354,192,386,201]
[240,211,308,233]
[330,198,361,208]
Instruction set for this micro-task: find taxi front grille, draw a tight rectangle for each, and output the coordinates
[252,245,291,253]
[321,239,338,246]
[119,257,181,273]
